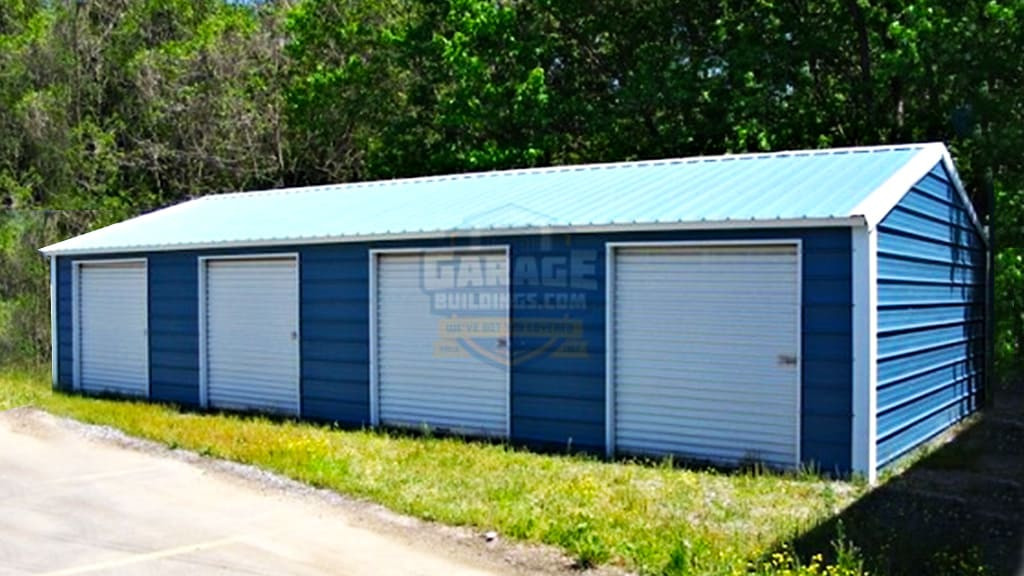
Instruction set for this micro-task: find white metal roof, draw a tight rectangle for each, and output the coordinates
[41,142,979,256]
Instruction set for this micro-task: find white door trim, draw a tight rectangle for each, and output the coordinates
[604,239,803,468]
[368,245,512,436]
[71,258,150,396]
[198,253,301,414]
[50,256,58,388]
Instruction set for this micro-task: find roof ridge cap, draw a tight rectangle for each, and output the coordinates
[191,144,931,201]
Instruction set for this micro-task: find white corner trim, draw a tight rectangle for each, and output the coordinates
[49,256,58,388]
[851,226,878,483]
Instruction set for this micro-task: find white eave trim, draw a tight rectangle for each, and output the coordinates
[38,216,863,257]
[850,142,987,244]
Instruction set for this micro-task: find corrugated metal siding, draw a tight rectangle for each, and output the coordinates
[506,233,606,450]
[56,256,73,390]
[148,252,199,406]
[301,245,371,423]
[205,258,300,415]
[800,230,854,467]
[876,162,986,468]
[612,245,801,467]
[52,227,854,471]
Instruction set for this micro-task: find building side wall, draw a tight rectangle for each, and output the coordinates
[53,227,854,470]
[875,162,986,468]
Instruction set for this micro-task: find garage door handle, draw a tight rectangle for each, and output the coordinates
[778,354,798,366]
[496,338,507,349]
[291,331,298,341]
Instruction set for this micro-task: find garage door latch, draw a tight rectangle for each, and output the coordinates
[777,354,798,366]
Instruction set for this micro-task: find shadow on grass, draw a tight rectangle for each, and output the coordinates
[792,381,1023,575]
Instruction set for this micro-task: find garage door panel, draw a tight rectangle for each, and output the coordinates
[615,277,799,292]
[205,258,299,416]
[617,403,796,431]
[616,435,793,463]
[617,423,798,444]
[613,244,800,469]
[376,251,509,437]
[78,369,144,389]
[78,262,148,397]
[380,393,505,410]
[207,366,295,383]
[616,258,797,269]
[617,391,796,415]
[617,311,797,328]
[205,343,296,358]
[380,395,506,413]
[617,339,795,355]
[610,289,794,303]
[618,307,798,321]
[379,367,505,380]
[617,385,797,407]
[617,340,797,354]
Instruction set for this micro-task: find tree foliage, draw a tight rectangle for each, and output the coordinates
[0,0,1022,373]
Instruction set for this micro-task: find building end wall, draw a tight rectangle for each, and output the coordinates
[874,161,986,470]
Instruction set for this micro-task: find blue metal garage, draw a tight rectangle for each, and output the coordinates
[41,143,987,481]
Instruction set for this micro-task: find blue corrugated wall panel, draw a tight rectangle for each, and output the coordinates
[148,252,199,406]
[53,227,854,471]
[56,256,72,390]
[300,244,371,423]
[875,162,986,468]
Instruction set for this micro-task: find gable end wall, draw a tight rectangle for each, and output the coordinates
[875,161,986,468]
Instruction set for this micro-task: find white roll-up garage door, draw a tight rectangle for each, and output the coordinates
[374,251,509,436]
[611,243,801,468]
[76,261,149,397]
[203,257,299,415]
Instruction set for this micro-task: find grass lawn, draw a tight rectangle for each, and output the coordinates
[1,366,869,575]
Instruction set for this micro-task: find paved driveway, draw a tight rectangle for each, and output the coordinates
[0,409,540,576]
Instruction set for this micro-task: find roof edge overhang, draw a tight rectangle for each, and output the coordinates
[39,216,864,257]
[850,142,988,246]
